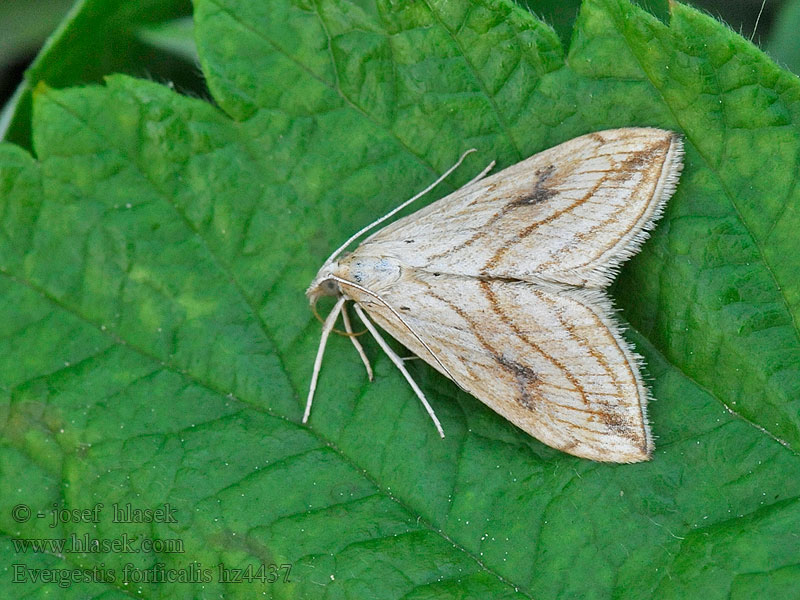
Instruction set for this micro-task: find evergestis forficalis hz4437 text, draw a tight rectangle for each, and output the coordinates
[305,128,684,463]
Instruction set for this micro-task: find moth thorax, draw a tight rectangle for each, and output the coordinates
[338,254,402,291]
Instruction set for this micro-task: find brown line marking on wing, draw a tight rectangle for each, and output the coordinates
[551,414,598,431]
[412,281,617,420]
[421,140,649,267]
[416,284,544,408]
[479,280,589,405]
[528,287,619,390]
[427,164,558,262]
[535,137,672,276]
[467,179,501,205]
[534,285,639,439]
[558,437,580,451]
[549,285,648,444]
[406,280,598,418]
[539,383,625,396]
[559,169,622,176]
[565,292,649,444]
[476,278,614,418]
[482,166,610,273]
[481,279,640,439]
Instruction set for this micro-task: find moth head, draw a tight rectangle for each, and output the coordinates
[306,260,342,307]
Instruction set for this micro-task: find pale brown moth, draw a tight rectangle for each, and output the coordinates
[305,128,684,462]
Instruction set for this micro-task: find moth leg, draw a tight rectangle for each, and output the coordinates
[353,303,445,438]
[303,296,347,424]
[341,303,373,381]
[463,160,496,188]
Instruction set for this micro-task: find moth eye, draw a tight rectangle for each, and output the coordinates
[325,280,336,291]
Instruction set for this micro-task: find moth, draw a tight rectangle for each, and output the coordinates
[305,128,683,462]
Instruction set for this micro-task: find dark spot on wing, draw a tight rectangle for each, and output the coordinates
[495,355,539,410]
[509,164,557,207]
[597,404,633,438]
[610,139,669,184]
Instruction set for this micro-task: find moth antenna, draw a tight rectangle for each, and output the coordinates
[353,303,445,438]
[463,160,496,188]
[341,303,373,381]
[303,296,347,424]
[324,148,478,265]
[329,275,463,389]
[751,0,766,41]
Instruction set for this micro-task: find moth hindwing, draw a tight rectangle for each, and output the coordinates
[305,128,684,463]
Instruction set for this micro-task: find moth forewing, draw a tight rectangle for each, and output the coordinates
[342,272,652,462]
[360,128,683,288]
[306,128,683,463]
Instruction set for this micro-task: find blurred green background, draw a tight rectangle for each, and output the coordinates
[0,0,798,147]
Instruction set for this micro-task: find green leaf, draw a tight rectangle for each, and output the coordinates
[1,0,198,149]
[515,0,669,46]
[1,0,799,598]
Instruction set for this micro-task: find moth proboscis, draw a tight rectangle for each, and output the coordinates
[305,128,684,463]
